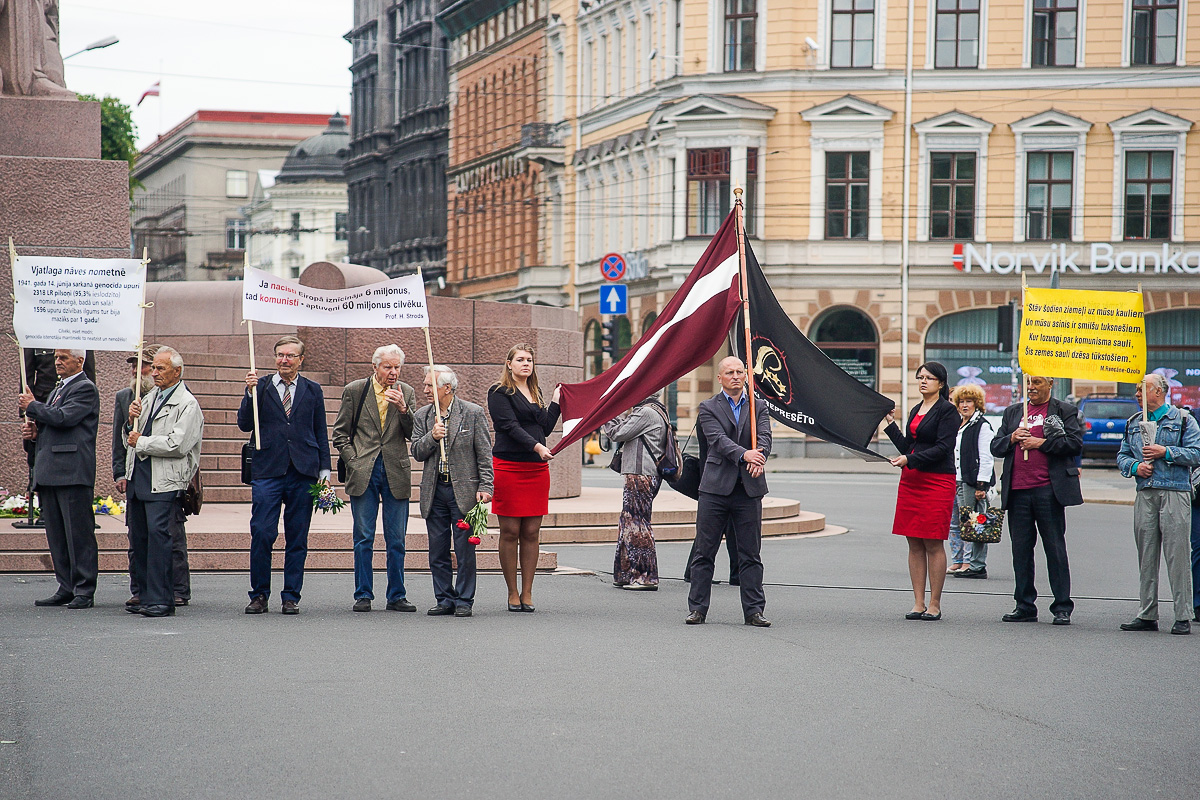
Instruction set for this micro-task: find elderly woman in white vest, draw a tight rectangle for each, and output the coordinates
[949,384,995,579]
[602,394,670,590]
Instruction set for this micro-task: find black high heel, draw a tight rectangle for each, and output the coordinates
[520,603,535,612]
[508,603,522,612]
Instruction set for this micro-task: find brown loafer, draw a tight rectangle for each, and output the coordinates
[281,600,299,615]
[245,596,268,614]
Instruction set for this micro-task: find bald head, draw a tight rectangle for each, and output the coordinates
[717,356,747,397]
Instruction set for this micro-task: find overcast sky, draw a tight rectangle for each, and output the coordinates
[61,1,353,150]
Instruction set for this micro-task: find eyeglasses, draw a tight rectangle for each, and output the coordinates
[275,353,302,361]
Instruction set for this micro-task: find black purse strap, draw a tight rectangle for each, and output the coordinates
[349,379,370,447]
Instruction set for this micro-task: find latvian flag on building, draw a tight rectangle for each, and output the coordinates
[552,211,743,453]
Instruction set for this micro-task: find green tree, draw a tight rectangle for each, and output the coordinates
[75,93,141,196]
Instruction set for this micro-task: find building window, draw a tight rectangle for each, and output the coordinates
[1123,150,1172,240]
[925,308,1017,413]
[642,312,658,336]
[934,0,980,68]
[724,0,757,71]
[335,212,348,241]
[290,212,302,242]
[1131,0,1178,65]
[811,307,879,390]
[225,218,248,250]
[929,152,976,239]
[831,0,874,68]
[687,148,731,236]
[585,319,602,378]
[1026,152,1073,240]
[1031,0,1076,66]
[225,170,248,198]
[614,316,633,359]
[744,147,758,236]
[825,152,869,239]
[1146,310,1200,409]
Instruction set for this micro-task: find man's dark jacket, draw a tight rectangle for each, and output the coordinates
[990,397,1084,509]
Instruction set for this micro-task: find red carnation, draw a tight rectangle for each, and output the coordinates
[976,514,987,524]
[467,535,482,546]
[455,520,469,530]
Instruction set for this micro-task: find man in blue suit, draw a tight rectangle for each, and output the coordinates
[238,335,330,615]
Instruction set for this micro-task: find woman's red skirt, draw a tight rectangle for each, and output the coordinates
[492,458,550,517]
[892,468,956,540]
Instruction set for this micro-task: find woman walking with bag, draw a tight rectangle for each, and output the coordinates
[602,395,670,590]
[885,362,960,620]
[950,385,996,579]
[487,344,561,612]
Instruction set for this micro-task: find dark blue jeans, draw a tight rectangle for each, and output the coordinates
[426,480,476,609]
[249,465,315,603]
[349,456,409,603]
[1007,485,1073,616]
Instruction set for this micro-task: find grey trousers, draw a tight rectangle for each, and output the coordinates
[1133,488,1194,622]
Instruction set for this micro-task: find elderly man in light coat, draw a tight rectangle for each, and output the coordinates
[124,347,204,617]
[411,365,493,617]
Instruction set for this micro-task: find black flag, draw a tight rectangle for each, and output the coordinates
[736,238,894,461]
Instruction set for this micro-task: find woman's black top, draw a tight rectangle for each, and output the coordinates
[884,397,959,474]
[487,385,561,463]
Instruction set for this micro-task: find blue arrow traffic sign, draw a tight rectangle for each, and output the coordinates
[601,284,627,315]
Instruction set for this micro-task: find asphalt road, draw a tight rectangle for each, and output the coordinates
[2,470,1197,800]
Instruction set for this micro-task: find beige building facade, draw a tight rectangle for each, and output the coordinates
[540,0,1200,453]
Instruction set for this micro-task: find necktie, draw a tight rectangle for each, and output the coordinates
[283,381,293,417]
[50,378,64,405]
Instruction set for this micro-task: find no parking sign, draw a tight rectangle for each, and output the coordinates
[600,253,626,281]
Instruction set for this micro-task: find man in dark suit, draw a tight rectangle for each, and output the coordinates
[331,344,417,613]
[686,356,773,627]
[411,365,494,617]
[113,345,193,607]
[990,375,1083,625]
[19,349,100,608]
[238,335,331,615]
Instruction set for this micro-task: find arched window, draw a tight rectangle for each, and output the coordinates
[1147,309,1200,409]
[811,307,879,391]
[925,308,1015,412]
[641,311,658,337]
[615,316,633,359]
[584,319,602,379]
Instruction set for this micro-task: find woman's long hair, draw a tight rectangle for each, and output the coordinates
[916,361,950,401]
[496,343,543,406]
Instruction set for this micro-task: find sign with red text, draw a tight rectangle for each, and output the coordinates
[241,267,428,328]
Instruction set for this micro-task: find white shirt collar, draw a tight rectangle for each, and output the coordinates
[58,371,84,388]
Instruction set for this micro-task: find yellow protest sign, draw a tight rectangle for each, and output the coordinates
[1018,287,1146,382]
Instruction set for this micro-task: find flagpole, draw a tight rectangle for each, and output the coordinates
[1021,272,1029,461]
[243,255,261,449]
[9,237,29,395]
[416,266,447,466]
[734,187,757,451]
[131,248,152,428]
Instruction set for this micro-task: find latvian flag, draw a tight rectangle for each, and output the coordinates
[552,210,742,453]
[137,82,160,107]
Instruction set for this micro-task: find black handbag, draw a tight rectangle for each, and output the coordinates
[669,424,702,500]
[180,468,204,515]
[240,439,254,485]
[336,382,371,483]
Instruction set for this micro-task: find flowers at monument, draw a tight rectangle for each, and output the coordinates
[457,501,489,546]
[93,496,125,515]
[309,482,346,514]
[0,489,38,518]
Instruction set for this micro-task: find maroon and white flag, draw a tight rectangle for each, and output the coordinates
[553,210,742,453]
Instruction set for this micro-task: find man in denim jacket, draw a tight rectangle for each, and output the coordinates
[1116,373,1200,635]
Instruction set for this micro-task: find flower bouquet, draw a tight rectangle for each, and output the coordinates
[456,501,489,546]
[309,482,347,514]
[93,495,125,515]
[0,489,38,519]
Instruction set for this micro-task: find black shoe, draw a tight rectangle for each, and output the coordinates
[385,599,416,612]
[139,605,174,617]
[520,603,536,613]
[245,596,268,614]
[685,611,706,625]
[1171,620,1191,635]
[920,611,942,621]
[728,577,740,586]
[1119,618,1158,631]
[1052,612,1071,626]
[174,597,189,607]
[66,596,93,609]
[955,568,988,579]
[454,606,472,617]
[1194,606,1200,623]
[427,605,455,616]
[905,610,926,620]
[353,599,372,612]
[125,604,143,614]
[1002,610,1038,622]
[745,612,771,627]
[281,600,299,615]
[35,591,73,607]
[125,595,140,608]
[507,603,523,612]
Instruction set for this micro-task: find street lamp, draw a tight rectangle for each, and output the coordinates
[63,36,119,60]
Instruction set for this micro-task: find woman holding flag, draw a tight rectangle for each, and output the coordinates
[487,344,561,612]
[884,362,960,621]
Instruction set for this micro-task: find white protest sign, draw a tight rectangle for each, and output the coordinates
[11,256,146,351]
[241,266,428,328]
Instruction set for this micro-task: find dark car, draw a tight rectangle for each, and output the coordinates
[1077,395,1141,461]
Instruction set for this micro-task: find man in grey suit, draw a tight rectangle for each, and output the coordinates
[113,345,193,607]
[19,349,100,608]
[411,365,494,617]
[686,356,773,627]
[123,347,204,617]
[332,344,418,612]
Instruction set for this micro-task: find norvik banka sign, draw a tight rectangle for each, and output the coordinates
[953,242,1200,275]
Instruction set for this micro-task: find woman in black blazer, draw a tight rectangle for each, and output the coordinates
[884,362,960,621]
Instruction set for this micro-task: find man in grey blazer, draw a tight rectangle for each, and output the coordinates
[411,365,494,617]
[113,345,193,607]
[686,356,773,627]
[19,349,100,609]
[332,344,418,612]
[123,347,204,617]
